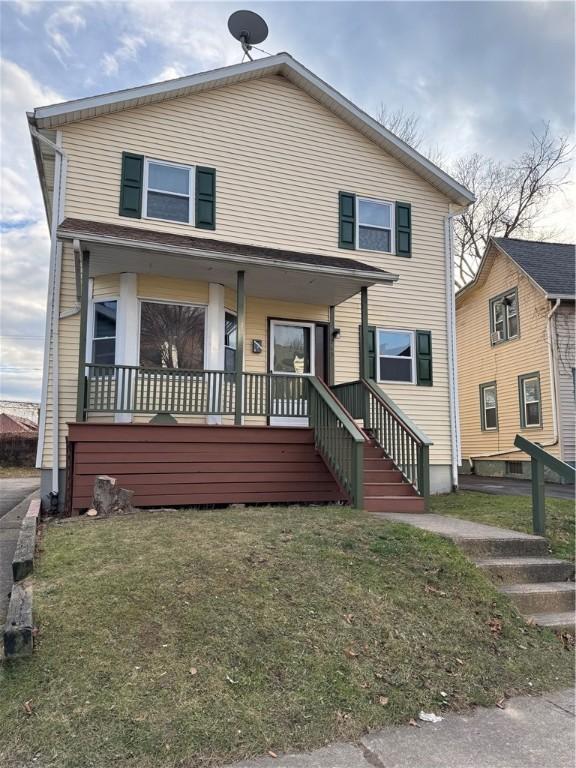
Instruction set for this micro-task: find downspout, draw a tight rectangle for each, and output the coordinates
[31,127,68,499]
[444,211,461,490]
[469,298,561,466]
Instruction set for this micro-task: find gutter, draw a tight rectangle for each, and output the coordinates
[444,210,463,490]
[31,126,68,500]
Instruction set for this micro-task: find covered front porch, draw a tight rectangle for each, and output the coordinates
[59,218,430,514]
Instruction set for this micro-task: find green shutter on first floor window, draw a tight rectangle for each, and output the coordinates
[339,192,356,249]
[195,167,216,230]
[415,330,432,386]
[396,201,412,257]
[119,152,143,218]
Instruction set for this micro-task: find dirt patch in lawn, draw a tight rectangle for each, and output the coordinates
[0,506,572,768]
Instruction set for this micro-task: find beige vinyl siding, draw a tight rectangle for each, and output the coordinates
[92,274,120,298]
[46,73,453,468]
[555,303,575,463]
[456,247,557,463]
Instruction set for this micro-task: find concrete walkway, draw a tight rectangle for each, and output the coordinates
[225,690,574,767]
[459,474,574,500]
[0,478,40,626]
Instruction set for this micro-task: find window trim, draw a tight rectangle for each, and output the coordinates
[489,288,519,345]
[224,309,237,373]
[137,298,207,370]
[142,157,194,225]
[479,381,498,431]
[270,319,316,376]
[376,327,416,385]
[87,294,118,365]
[518,371,542,429]
[356,196,395,255]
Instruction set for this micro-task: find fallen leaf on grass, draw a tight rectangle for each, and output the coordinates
[344,648,359,658]
[226,674,238,684]
[455,658,464,665]
[378,696,389,706]
[408,718,420,728]
[267,750,278,758]
[344,613,355,625]
[425,584,447,596]
[496,698,506,709]
[487,618,503,636]
[189,667,198,676]
[23,700,33,716]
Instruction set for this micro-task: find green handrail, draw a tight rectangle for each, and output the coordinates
[306,377,365,508]
[514,434,575,536]
[332,378,432,506]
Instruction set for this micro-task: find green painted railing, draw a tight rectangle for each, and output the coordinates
[332,378,432,504]
[84,364,308,419]
[514,434,575,536]
[306,377,365,508]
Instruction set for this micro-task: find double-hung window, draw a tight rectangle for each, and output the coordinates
[480,382,498,430]
[92,301,117,365]
[377,329,415,383]
[224,312,237,373]
[143,159,193,224]
[490,289,518,344]
[357,198,394,253]
[519,373,542,428]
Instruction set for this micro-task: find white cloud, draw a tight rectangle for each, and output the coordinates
[101,34,146,77]
[45,3,86,64]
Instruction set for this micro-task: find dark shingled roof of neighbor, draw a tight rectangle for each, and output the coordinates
[493,237,575,297]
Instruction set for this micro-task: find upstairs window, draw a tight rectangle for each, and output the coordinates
[377,329,414,383]
[519,372,542,428]
[357,198,394,253]
[143,159,193,224]
[490,289,518,344]
[92,301,117,365]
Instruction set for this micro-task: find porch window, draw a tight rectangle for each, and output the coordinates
[519,372,541,428]
[92,300,117,365]
[357,198,394,253]
[480,382,498,430]
[377,329,414,383]
[139,301,205,369]
[143,159,193,224]
[490,289,518,344]
[224,311,237,372]
[271,322,313,375]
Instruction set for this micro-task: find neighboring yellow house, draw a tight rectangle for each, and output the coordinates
[29,53,475,513]
[456,237,575,480]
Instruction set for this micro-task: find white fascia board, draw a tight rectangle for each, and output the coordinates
[57,228,399,286]
[33,52,474,206]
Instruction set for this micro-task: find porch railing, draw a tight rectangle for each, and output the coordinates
[84,364,309,419]
[332,378,432,503]
[306,377,365,508]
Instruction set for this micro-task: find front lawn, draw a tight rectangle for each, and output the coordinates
[0,506,572,768]
[431,491,575,561]
[0,466,40,478]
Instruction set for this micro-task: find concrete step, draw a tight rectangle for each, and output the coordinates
[475,557,575,585]
[364,482,416,497]
[500,582,576,614]
[455,535,549,558]
[364,496,425,513]
[526,611,576,633]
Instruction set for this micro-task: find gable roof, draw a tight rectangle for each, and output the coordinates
[29,53,474,207]
[0,413,38,435]
[492,238,575,298]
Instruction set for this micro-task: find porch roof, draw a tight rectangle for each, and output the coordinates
[57,218,399,305]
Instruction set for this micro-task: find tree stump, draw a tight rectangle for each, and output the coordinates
[92,475,135,516]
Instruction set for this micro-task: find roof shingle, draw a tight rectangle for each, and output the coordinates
[493,237,575,297]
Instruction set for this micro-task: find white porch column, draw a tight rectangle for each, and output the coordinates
[115,272,138,424]
[206,283,225,424]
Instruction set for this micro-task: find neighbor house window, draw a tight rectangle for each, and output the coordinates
[92,300,117,365]
[519,372,542,428]
[480,382,498,430]
[357,198,394,253]
[490,289,518,344]
[143,159,193,224]
[224,312,237,372]
[377,329,415,383]
[271,321,313,375]
[139,301,205,369]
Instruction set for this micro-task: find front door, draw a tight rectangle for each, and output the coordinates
[269,320,328,425]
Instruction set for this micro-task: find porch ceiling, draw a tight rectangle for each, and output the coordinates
[58,219,398,306]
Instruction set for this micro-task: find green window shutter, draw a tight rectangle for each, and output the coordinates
[396,201,412,257]
[119,152,143,218]
[359,325,377,379]
[416,330,432,386]
[339,192,356,249]
[196,167,216,230]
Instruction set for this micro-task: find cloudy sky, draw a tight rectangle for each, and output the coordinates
[0,0,574,402]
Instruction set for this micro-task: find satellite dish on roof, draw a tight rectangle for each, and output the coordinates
[228,10,269,60]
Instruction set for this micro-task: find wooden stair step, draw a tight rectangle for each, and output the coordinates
[364,496,426,513]
[364,482,416,497]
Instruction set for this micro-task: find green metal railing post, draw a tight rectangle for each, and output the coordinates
[76,249,90,422]
[531,457,546,536]
[234,270,245,425]
[328,305,336,386]
[418,444,430,511]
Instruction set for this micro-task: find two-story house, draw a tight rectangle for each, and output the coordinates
[456,237,575,480]
[29,53,474,515]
